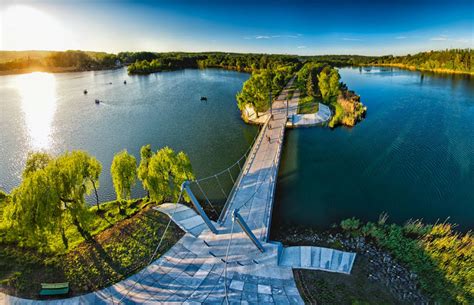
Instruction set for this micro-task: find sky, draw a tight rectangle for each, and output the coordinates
[0,0,473,55]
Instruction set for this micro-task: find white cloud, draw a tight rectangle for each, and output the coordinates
[297,45,306,49]
[396,36,407,39]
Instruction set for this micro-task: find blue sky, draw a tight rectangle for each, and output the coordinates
[1,0,473,55]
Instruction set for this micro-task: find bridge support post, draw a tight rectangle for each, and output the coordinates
[232,209,265,253]
[181,181,218,234]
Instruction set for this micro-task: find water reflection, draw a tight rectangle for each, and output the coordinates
[15,72,57,150]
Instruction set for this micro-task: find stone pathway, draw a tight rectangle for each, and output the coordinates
[1,77,355,305]
[154,204,209,237]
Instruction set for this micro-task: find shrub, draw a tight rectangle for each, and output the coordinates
[340,217,361,231]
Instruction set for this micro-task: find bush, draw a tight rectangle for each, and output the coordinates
[340,217,361,231]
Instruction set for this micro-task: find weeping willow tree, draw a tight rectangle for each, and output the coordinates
[3,151,101,249]
[137,144,153,199]
[141,146,194,203]
[110,149,137,213]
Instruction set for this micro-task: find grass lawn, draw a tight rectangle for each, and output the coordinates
[298,96,320,114]
[0,198,183,298]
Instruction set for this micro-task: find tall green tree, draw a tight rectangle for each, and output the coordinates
[50,151,99,243]
[110,150,137,212]
[146,147,194,203]
[137,144,153,198]
[329,69,341,98]
[318,70,330,102]
[6,169,61,247]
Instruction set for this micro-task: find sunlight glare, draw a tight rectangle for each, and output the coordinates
[1,5,75,50]
[15,72,57,150]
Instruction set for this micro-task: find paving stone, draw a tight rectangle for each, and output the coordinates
[272,294,291,304]
[229,280,245,291]
[258,284,272,294]
[258,293,274,303]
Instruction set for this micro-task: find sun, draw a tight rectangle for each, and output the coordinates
[0,5,75,51]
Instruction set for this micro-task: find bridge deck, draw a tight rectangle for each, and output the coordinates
[221,80,299,241]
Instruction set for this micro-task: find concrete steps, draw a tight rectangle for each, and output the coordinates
[154,203,208,237]
[279,246,356,274]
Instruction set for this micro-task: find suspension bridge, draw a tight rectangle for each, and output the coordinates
[1,78,355,304]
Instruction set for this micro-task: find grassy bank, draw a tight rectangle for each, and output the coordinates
[298,96,320,114]
[0,197,183,298]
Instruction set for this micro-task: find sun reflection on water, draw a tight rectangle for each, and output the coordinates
[15,72,57,150]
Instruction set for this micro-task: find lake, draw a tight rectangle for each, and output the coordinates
[272,67,474,231]
[0,68,256,202]
[2,67,473,231]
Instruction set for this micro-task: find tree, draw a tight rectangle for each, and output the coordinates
[5,169,61,247]
[306,70,315,97]
[137,144,153,198]
[318,70,330,102]
[329,69,341,98]
[22,152,52,178]
[5,150,100,248]
[110,150,137,212]
[51,151,99,243]
[146,147,194,203]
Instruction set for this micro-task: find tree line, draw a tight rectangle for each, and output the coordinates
[126,52,301,74]
[0,50,119,72]
[306,49,472,74]
[1,146,193,250]
[372,49,472,73]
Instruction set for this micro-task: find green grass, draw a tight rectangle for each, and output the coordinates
[0,198,183,298]
[298,96,320,114]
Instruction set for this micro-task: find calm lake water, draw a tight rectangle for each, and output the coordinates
[0,68,256,202]
[273,67,474,231]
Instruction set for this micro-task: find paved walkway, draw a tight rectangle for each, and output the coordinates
[1,77,354,305]
[290,103,331,127]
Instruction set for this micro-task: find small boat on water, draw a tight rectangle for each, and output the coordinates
[84,89,88,94]
[200,96,207,101]
[95,99,101,104]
